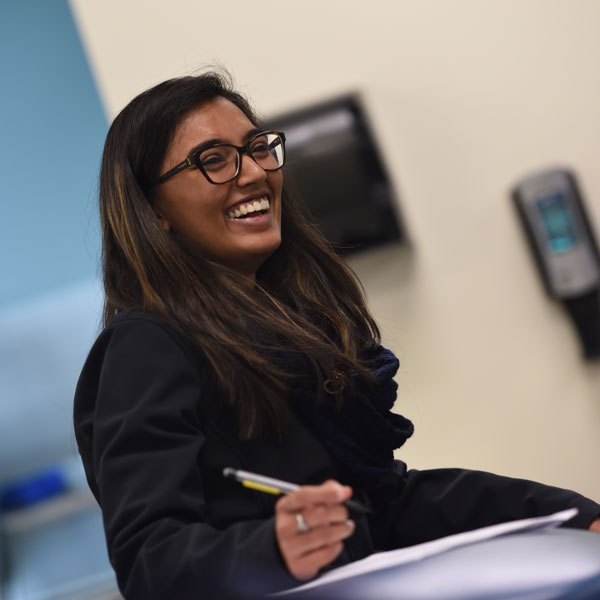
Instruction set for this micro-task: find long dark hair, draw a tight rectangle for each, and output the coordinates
[99,71,381,439]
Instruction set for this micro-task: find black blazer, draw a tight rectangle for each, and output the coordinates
[74,311,600,599]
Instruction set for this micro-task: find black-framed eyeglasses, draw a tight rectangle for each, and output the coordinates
[158,130,286,185]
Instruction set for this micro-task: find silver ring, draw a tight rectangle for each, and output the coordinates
[296,512,310,533]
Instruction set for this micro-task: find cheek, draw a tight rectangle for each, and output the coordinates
[159,185,227,232]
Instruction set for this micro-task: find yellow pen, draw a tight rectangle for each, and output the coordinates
[223,467,372,514]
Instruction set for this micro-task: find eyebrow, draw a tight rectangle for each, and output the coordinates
[186,128,263,156]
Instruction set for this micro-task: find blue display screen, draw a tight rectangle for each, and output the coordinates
[536,192,577,253]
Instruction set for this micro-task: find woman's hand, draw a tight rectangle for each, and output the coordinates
[275,480,356,580]
[589,518,600,534]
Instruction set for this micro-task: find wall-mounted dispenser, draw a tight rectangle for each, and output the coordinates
[512,168,600,358]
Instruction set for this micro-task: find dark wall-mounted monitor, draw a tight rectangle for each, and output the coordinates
[266,95,405,255]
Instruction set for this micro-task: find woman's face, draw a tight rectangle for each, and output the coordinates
[154,97,283,280]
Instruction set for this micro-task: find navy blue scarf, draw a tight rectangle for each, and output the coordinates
[291,347,414,491]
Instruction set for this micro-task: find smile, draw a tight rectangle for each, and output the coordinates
[227,196,270,219]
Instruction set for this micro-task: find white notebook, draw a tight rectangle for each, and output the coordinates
[275,507,578,595]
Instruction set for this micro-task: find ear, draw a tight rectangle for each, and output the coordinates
[152,197,171,232]
[155,211,171,232]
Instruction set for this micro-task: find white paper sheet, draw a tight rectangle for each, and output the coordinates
[274,507,578,595]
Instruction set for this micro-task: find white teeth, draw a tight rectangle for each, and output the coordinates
[227,196,271,219]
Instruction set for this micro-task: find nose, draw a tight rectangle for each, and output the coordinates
[236,151,267,186]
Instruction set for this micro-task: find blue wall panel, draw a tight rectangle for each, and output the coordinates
[0,0,107,307]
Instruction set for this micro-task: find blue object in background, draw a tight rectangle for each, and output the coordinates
[0,468,67,512]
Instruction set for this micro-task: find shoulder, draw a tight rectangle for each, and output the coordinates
[74,310,213,499]
[74,310,211,457]
[103,309,191,345]
[76,310,208,407]
[90,309,199,365]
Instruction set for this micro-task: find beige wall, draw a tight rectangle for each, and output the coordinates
[70,0,600,501]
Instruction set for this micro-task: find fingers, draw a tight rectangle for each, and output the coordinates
[277,503,350,538]
[277,515,355,581]
[275,480,352,541]
[277,480,352,513]
[291,518,355,558]
[304,503,349,529]
[284,541,345,581]
[275,480,357,580]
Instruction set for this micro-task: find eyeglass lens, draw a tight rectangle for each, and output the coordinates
[198,132,284,184]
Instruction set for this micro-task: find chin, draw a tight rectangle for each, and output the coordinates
[248,232,281,256]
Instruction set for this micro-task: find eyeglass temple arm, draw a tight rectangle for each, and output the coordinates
[158,157,193,183]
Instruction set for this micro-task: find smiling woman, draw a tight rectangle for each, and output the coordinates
[73,71,600,600]
[153,99,284,279]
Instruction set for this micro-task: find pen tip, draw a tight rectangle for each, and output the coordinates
[223,467,234,478]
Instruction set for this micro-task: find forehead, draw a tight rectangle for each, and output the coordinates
[169,97,255,155]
